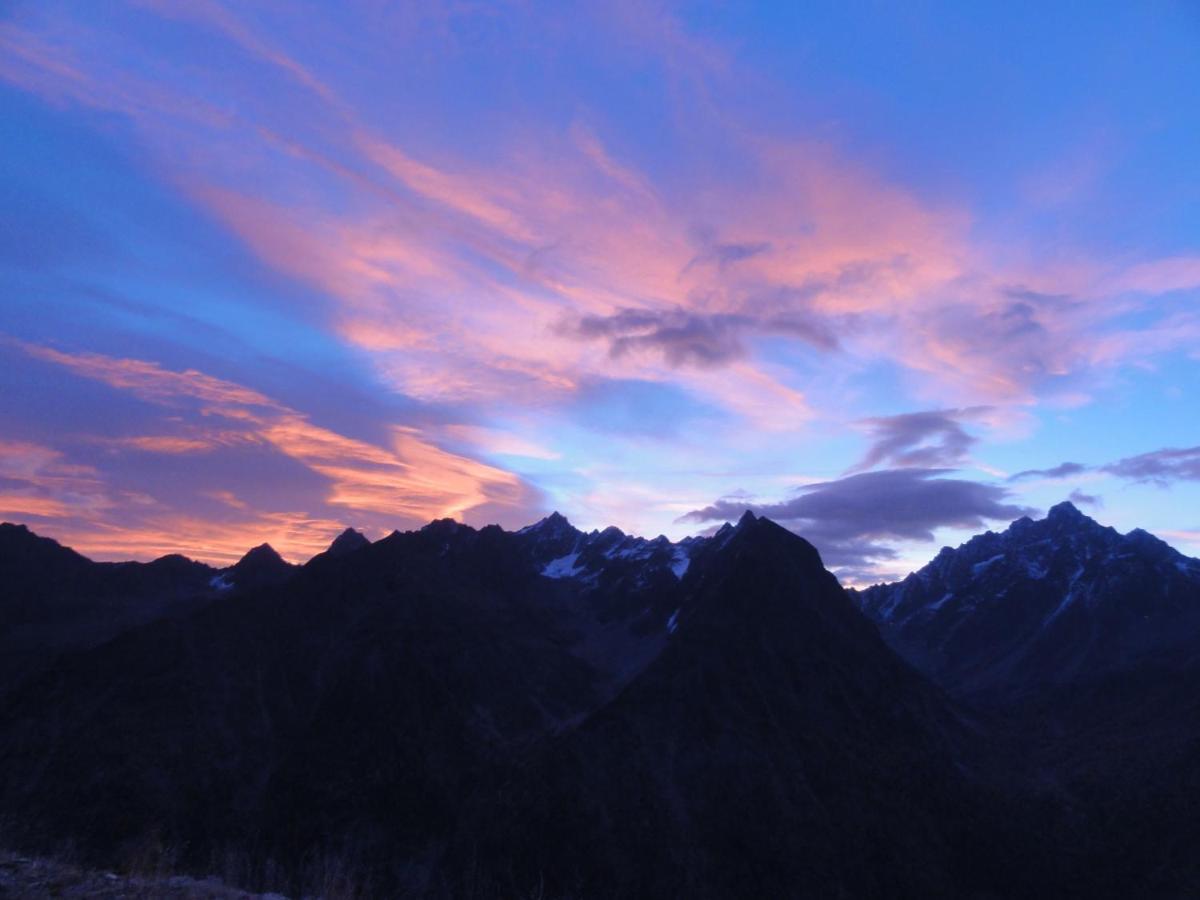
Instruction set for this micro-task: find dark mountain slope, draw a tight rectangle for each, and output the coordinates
[9,511,1195,897]
[849,502,1200,896]
[854,502,1200,697]
[451,514,1031,899]
[0,520,624,888]
[0,523,218,693]
[216,542,297,591]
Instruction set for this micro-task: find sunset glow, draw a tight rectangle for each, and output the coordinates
[2,2,1198,580]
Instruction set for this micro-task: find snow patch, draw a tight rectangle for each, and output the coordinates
[605,541,653,561]
[972,554,1005,576]
[929,591,955,611]
[670,547,691,579]
[209,573,232,591]
[877,581,909,623]
[542,552,585,579]
[1043,564,1086,627]
[666,608,680,634]
[1023,558,1049,579]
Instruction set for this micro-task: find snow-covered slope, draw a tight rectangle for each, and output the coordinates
[854,501,1200,696]
[518,512,703,587]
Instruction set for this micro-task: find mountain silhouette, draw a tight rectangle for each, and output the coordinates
[1,509,1199,897]
[854,501,1200,697]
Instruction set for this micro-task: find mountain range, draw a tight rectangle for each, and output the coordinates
[853,501,1200,697]
[1,502,1199,898]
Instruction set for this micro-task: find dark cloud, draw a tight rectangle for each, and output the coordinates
[848,408,988,473]
[1006,447,1200,488]
[1001,285,1074,305]
[684,240,772,272]
[566,306,837,369]
[1008,461,1089,481]
[1101,446,1200,485]
[681,468,1032,579]
[1068,489,1102,507]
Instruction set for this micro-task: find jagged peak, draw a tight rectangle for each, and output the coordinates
[418,518,475,543]
[1046,500,1088,523]
[1123,526,1182,559]
[234,543,286,568]
[517,511,577,536]
[715,512,824,567]
[328,527,369,556]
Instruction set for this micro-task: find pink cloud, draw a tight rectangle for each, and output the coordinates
[1110,256,1200,295]
[0,439,111,521]
[3,0,1197,500]
[18,343,543,532]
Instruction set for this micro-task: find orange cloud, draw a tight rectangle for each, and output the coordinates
[21,344,273,410]
[4,0,1196,448]
[55,510,355,566]
[0,493,74,519]
[19,343,535,529]
[0,439,111,521]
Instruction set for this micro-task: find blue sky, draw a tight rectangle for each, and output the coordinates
[1,1,1198,579]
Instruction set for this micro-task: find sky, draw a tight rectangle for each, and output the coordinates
[1,0,1198,581]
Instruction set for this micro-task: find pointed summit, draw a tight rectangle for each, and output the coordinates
[226,543,295,589]
[541,511,573,530]
[716,512,827,575]
[856,501,1200,697]
[236,543,285,567]
[1046,500,1087,523]
[328,527,369,557]
[518,511,576,536]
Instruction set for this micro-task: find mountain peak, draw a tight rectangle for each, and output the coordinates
[328,527,369,557]
[716,513,826,575]
[519,511,577,536]
[1047,500,1087,523]
[236,543,284,567]
[226,542,294,589]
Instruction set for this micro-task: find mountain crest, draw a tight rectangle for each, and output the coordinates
[1047,499,1090,525]
[328,527,369,556]
[235,543,285,567]
[225,542,295,589]
[519,511,576,536]
[855,505,1200,696]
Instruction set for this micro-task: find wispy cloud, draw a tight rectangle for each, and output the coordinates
[847,408,989,473]
[17,342,544,531]
[1102,446,1200,486]
[1007,448,1200,488]
[0,0,1197,559]
[1009,461,1089,482]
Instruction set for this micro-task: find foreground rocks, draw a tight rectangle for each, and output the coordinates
[0,851,290,900]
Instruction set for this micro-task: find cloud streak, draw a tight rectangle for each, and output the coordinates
[1102,446,1200,486]
[0,1,1197,564]
[1008,461,1089,482]
[682,468,1032,578]
[848,408,988,473]
[1006,448,1200,488]
[16,343,544,535]
[566,307,838,369]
